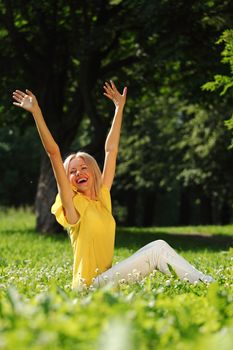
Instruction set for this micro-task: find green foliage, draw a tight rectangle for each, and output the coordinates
[116,84,233,225]
[0,0,233,228]
[203,29,233,145]
[0,209,232,349]
[0,126,40,205]
[203,30,233,96]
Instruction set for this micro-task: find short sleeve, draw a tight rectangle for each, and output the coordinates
[51,193,89,229]
[100,185,112,213]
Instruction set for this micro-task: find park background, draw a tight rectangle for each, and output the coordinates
[0,0,233,232]
[0,1,233,350]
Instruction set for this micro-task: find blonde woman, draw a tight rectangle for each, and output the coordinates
[13,81,214,290]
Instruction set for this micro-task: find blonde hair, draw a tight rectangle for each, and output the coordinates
[63,152,102,199]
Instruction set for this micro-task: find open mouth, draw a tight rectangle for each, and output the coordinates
[77,177,88,185]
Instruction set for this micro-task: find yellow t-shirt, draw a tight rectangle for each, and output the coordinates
[51,186,115,288]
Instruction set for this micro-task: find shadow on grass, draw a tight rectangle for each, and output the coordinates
[115,229,233,252]
[2,227,232,252]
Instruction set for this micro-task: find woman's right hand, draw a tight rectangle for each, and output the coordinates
[12,89,39,114]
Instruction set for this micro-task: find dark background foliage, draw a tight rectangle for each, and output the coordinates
[0,0,233,232]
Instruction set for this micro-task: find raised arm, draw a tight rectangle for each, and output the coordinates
[102,81,127,190]
[12,89,79,224]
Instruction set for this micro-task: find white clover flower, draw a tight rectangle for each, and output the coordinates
[89,285,96,292]
[119,278,126,284]
[133,272,141,281]
[139,278,146,286]
[165,280,171,286]
[150,270,157,278]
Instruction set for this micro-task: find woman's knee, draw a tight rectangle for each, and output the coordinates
[152,239,169,249]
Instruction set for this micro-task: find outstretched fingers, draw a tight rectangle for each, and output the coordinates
[103,80,127,106]
[104,81,113,93]
[103,92,112,101]
[110,80,117,91]
[12,88,37,113]
[13,89,27,100]
[103,81,114,100]
[25,89,33,97]
[12,94,21,103]
[12,102,21,107]
[12,92,23,106]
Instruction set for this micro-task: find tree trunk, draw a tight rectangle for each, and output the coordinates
[125,189,137,226]
[34,154,61,233]
[142,191,156,226]
[179,188,190,225]
[220,200,231,224]
[200,193,213,224]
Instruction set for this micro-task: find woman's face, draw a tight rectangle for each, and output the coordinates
[68,157,93,196]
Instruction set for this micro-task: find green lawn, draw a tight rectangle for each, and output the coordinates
[0,208,232,350]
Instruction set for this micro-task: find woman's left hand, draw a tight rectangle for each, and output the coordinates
[103,80,127,108]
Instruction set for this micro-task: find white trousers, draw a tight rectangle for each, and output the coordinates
[94,240,214,287]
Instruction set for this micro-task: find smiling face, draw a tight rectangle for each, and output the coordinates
[68,156,94,197]
[64,152,102,199]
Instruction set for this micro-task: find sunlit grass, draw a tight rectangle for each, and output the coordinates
[0,206,35,231]
[0,208,232,350]
[119,225,233,236]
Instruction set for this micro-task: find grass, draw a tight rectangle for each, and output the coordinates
[0,208,232,350]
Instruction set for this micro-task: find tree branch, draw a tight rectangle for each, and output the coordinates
[2,0,43,70]
[100,55,140,75]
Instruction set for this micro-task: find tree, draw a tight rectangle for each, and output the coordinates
[0,0,149,232]
[1,0,233,230]
[113,0,233,225]
[203,29,233,146]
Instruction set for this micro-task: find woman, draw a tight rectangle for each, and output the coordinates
[13,81,214,289]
